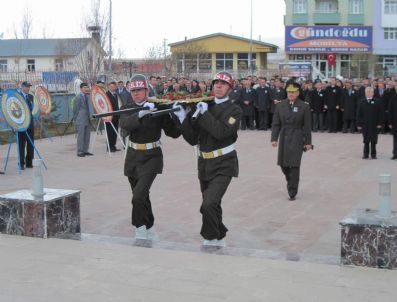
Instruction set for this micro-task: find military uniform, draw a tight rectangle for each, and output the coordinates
[180,98,241,241]
[119,102,180,230]
[271,93,312,200]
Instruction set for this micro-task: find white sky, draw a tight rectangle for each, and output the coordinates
[0,0,286,58]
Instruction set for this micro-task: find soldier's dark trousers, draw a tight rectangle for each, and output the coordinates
[281,166,300,198]
[199,175,232,240]
[363,142,377,158]
[17,126,34,167]
[327,110,338,132]
[258,111,268,130]
[128,174,157,229]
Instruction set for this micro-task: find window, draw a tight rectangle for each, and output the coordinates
[237,53,256,71]
[293,0,307,13]
[27,59,35,72]
[216,53,233,71]
[384,28,397,40]
[288,54,311,62]
[0,59,7,72]
[55,59,64,71]
[385,0,397,14]
[315,0,338,13]
[198,53,211,72]
[349,0,363,14]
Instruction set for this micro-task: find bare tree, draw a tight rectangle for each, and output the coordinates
[22,8,33,39]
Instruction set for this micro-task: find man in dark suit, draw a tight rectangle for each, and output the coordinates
[17,81,35,169]
[106,81,121,152]
[341,80,358,133]
[73,83,92,157]
[375,81,391,133]
[357,87,384,159]
[271,81,312,201]
[117,81,133,107]
[255,77,271,130]
[307,79,325,132]
[238,79,256,130]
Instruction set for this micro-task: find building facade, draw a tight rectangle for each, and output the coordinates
[169,33,278,78]
[284,0,397,79]
[373,0,397,76]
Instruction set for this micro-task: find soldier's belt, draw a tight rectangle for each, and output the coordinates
[128,140,161,150]
[199,144,235,159]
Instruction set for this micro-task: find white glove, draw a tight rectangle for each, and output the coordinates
[138,102,155,118]
[138,109,151,118]
[197,102,208,114]
[172,102,186,123]
[144,102,155,110]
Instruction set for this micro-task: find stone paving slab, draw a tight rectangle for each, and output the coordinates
[1,234,396,302]
[1,131,396,260]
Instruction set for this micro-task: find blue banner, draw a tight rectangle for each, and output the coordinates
[285,26,373,53]
[42,72,79,84]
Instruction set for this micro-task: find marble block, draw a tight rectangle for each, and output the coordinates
[0,189,81,239]
[340,208,397,269]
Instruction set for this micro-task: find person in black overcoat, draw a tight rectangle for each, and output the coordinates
[307,80,325,132]
[388,87,397,159]
[324,77,342,133]
[357,87,384,159]
[255,77,272,130]
[340,80,358,133]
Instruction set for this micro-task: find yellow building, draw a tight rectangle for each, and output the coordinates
[169,33,278,77]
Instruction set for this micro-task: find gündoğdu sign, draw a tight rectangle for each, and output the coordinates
[285,26,372,53]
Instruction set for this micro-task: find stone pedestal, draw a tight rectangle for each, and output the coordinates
[0,189,81,239]
[340,208,397,269]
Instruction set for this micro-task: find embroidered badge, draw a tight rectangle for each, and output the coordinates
[293,107,298,112]
[228,117,236,124]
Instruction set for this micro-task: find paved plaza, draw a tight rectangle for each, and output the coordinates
[1,130,397,301]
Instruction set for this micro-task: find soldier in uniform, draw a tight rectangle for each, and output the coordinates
[271,81,312,201]
[357,87,384,159]
[270,78,287,129]
[173,71,242,247]
[119,74,181,240]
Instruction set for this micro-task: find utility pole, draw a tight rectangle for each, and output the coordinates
[248,0,253,74]
[108,0,112,72]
